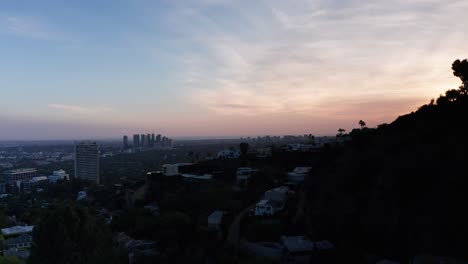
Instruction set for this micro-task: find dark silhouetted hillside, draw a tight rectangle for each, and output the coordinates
[304,59,468,261]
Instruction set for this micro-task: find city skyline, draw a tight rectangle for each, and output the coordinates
[1,0,467,140]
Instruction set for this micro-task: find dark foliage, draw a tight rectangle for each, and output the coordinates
[304,59,468,261]
[28,205,118,264]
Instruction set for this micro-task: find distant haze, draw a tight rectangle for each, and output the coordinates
[0,0,465,140]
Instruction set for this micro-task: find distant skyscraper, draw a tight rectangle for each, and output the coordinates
[74,142,100,184]
[133,134,140,149]
[140,134,146,148]
[123,135,129,149]
[156,134,161,143]
[151,134,155,144]
[146,134,151,147]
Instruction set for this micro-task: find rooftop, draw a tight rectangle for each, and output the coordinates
[31,176,48,182]
[1,225,34,236]
[4,168,36,174]
[181,174,213,181]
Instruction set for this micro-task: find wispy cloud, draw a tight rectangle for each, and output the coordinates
[48,104,114,115]
[0,14,66,41]
[158,0,465,122]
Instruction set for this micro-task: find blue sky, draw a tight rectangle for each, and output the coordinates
[0,0,466,140]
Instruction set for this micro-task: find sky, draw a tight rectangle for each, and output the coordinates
[0,0,466,140]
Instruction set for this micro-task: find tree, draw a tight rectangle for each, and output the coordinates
[359,120,366,129]
[452,59,468,93]
[239,142,249,156]
[445,89,461,102]
[28,205,118,264]
[337,128,346,137]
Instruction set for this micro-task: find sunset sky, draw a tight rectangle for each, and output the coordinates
[0,0,466,140]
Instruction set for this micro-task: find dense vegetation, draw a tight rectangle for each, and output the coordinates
[28,205,117,264]
[304,59,468,261]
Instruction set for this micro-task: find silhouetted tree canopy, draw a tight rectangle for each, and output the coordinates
[358,120,366,128]
[337,128,346,137]
[452,59,468,89]
[28,205,117,264]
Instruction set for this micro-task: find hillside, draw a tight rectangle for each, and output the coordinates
[304,59,468,261]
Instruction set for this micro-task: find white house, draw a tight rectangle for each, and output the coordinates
[287,167,312,183]
[280,236,315,264]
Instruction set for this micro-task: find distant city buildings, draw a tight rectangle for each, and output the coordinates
[123,135,129,149]
[74,141,100,184]
[3,168,37,184]
[140,134,146,148]
[133,134,140,149]
[124,132,174,152]
[0,168,69,194]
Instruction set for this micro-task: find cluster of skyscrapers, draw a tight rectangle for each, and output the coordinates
[123,133,173,150]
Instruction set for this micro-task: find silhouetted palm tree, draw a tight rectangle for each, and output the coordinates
[359,120,366,129]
